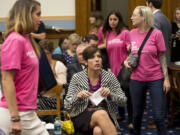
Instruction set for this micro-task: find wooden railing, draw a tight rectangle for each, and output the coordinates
[46,29,75,39]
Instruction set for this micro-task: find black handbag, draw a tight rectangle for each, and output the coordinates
[117,27,154,90]
[117,62,132,90]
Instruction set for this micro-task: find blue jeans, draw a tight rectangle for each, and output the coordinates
[130,79,166,135]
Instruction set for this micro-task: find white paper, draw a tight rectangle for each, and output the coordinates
[89,88,105,106]
[45,123,54,130]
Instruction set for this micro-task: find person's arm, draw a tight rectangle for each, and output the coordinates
[2,70,22,133]
[98,43,106,49]
[30,32,46,40]
[106,73,127,106]
[98,38,106,49]
[64,74,90,110]
[159,52,170,93]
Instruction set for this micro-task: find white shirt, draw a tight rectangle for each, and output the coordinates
[153,9,160,15]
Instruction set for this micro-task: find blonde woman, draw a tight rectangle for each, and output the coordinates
[0,0,48,134]
[62,33,81,65]
[124,6,170,135]
[65,46,127,135]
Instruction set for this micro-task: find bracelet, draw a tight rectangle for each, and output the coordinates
[11,116,20,122]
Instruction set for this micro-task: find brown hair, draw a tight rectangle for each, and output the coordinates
[82,46,101,61]
[39,40,54,53]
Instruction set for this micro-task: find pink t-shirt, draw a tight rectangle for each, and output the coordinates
[130,28,166,81]
[0,32,39,111]
[106,30,130,77]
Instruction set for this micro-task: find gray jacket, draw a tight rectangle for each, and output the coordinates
[154,10,172,66]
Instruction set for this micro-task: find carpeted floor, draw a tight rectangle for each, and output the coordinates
[118,92,180,135]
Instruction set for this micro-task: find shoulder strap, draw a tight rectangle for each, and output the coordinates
[138,27,154,56]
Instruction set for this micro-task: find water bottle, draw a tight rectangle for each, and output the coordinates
[54,117,62,135]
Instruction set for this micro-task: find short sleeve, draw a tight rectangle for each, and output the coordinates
[1,36,24,70]
[124,30,131,47]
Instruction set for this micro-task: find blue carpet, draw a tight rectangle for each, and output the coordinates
[118,92,180,135]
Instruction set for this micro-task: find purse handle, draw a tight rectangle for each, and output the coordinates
[137,27,154,56]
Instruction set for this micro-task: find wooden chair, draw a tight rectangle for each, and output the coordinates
[36,84,63,120]
[168,63,180,127]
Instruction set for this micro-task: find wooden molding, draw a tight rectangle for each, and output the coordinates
[0,16,75,21]
[46,29,75,39]
[42,16,75,20]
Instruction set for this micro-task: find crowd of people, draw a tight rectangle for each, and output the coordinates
[0,0,179,135]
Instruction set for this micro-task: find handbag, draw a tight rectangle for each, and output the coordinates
[117,27,154,89]
[128,27,154,68]
[62,113,75,135]
[117,62,132,90]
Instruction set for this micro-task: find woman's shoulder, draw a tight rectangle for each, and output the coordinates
[121,28,130,33]
[6,32,27,42]
[152,28,163,36]
[102,69,115,78]
[130,28,138,33]
[72,69,86,78]
[119,29,130,35]
[56,61,67,69]
[3,32,28,47]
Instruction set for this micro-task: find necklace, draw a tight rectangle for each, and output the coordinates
[88,74,101,91]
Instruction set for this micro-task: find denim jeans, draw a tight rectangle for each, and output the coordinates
[130,78,167,135]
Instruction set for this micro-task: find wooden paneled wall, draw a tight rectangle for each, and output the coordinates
[75,0,91,37]
[128,0,180,30]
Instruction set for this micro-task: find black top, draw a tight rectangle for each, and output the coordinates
[35,21,46,43]
[171,22,180,62]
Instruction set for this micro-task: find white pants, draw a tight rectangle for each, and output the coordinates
[0,108,49,135]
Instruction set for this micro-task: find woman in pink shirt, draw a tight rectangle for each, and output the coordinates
[0,0,48,135]
[99,10,133,131]
[124,6,170,135]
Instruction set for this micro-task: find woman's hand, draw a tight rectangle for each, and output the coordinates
[176,33,180,39]
[100,87,110,97]
[124,59,132,69]
[163,78,171,94]
[10,121,22,135]
[77,90,92,98]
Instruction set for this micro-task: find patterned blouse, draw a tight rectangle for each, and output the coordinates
[62,51,77,66]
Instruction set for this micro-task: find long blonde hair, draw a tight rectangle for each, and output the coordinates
[5,0,41,58]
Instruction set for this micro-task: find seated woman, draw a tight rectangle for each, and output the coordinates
[64,46,127,135]
[40,39,67,85]
[37,40,67,118]
[53,37,69,55]
[62,33,81,66]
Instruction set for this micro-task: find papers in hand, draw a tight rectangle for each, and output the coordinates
[89,88,104,106]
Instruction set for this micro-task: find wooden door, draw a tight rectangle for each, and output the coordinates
[75,0,91,37]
